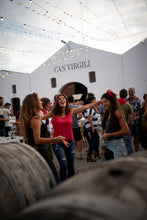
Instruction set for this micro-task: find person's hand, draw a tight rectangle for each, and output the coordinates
[56,136,69,148]
[102,133,109,142]
[92,127,95,133]
[5,118,9,121]
[62,139,70,148]
[99,149,105,158]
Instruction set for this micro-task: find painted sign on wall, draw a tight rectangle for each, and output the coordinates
[54,60,90,73]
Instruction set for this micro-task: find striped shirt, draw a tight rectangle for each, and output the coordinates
[84,108,99,130]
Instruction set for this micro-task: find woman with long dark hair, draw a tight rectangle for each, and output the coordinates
[19,93,68,183]
[100,91,129,160]
[44,94,102,182]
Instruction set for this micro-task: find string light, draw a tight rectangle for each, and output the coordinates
[44,45,89,66]
[0,70,10,78]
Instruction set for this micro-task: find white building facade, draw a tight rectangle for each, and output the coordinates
[0,39,147,111]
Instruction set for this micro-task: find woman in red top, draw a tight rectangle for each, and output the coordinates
[44,94,102,182]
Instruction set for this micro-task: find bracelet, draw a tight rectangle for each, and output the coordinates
[54,137,57,142]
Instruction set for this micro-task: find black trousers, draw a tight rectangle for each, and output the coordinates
[38,146,59,184]
[5,126,11,137]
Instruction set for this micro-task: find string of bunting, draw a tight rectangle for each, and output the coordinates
[0,44,88,57]
[5,0,146,40]
[0,16,61,41]
[5,0,118,41]
[111,0,130,34]
[0,15,113,43]
[45,1,119,38]
[0,45,51,54]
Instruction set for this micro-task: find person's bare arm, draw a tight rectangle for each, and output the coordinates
[40,110,53,120]
[77,112,82,120]
[9,109,14,117]
[71,100,102,116]
[102,110,129,142]
[0,118,9,121]
[30,118,69,147]
[87,115,95,133]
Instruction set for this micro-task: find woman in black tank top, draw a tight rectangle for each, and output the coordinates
[19,93,69,183]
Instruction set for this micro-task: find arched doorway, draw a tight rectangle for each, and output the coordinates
[11,97,20,116]
[60,82,88,101]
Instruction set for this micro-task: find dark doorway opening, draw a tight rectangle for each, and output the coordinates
[11,97,20,116]
[60,82,88,102]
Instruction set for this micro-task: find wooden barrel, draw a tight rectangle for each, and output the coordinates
[0,142,56,218]
[19,152,147,220]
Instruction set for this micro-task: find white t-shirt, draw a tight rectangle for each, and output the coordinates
[2,108,11,127]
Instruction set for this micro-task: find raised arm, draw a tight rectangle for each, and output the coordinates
[71,100,102,116]
[40,110,53,120]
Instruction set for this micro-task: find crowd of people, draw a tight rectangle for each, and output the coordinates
[0,87,147,183]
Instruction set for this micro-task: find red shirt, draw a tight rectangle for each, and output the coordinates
[52,112,74,142]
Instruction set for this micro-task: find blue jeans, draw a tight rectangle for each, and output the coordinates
[52,140,75,182]
[123,131,134,155]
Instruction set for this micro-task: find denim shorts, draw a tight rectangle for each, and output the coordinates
[105,138,127,159]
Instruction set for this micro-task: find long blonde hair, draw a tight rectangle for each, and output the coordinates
[19,93,40,141]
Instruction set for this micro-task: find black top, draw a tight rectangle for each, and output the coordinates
[105,119,122,140]
[27,122,48,149]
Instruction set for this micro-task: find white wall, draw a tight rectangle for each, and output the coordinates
[0,39,147,104]
[0,72,31,105]
[30,42,123,101]
[122,39,147,100]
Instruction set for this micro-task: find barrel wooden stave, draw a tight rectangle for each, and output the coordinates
[0,142,56,217]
